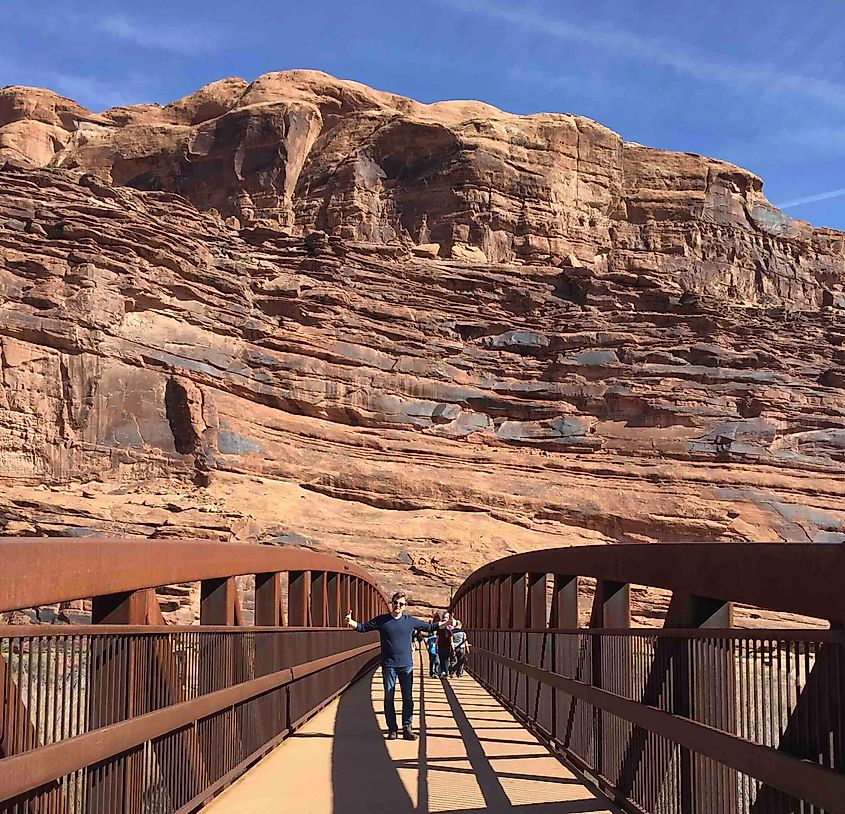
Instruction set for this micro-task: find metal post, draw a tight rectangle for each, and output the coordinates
[550,575,579,745]
[87,589,148,814]
[340,575,351,623]
[327,573,340,627]
[496,576,512,697]
[670,594,735,814]
[200,577,237,625]
[92,590,149,625]
[527,573,548,731]
[510,574,528,709]
[589,580,630,779]
[351,578,360,620]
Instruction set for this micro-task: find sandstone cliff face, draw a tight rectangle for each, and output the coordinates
[2,71,843,309]
[0,73,843,622]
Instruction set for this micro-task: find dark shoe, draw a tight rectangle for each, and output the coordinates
[402,727,417,741]
[387,730,398,740]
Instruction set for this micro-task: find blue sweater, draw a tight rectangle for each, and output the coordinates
[356,613,437,668]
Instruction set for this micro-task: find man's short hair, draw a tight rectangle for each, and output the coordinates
[390,591,407,603]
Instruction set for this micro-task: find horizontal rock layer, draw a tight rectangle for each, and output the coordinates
[0,73,844,624]
[2,71,843,309]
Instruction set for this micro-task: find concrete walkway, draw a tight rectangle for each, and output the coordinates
[206,656,619,814]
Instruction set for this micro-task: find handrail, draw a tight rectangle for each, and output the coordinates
[451,542,844,623]
[0,538,388,616]
[0,641,379,803]
[0,537,389,813]
[480,646,845,813]
[449,542,845,814]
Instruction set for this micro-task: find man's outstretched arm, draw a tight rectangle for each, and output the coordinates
[411,617,445,633]
[346,610,379,632]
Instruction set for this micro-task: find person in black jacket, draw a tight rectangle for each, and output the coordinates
[347,591,442,740]
[435,611,455,679]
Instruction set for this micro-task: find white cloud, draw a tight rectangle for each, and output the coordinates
[96,13,223,56]
[439,0,845,108]
[777,187,845,209]
[0,53,153,111]
[10,9,223,57]
[774,126,845,153]
[48,72,148,110]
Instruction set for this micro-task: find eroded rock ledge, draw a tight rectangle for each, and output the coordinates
[0,72,843,621]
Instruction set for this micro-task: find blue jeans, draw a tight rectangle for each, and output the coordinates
[438,646,453,677]
[428,652,440,676]
[382,665,414,731]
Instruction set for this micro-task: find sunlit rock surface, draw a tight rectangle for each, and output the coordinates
[1,72,843,622]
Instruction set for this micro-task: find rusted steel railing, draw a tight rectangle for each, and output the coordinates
[0,538,388,813]
[450,543,845,814]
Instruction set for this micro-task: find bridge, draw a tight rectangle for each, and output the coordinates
[0,538,843,813]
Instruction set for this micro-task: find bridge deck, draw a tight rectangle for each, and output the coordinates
[205,656,618,814]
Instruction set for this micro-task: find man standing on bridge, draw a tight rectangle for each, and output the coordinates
[346,592,443,741]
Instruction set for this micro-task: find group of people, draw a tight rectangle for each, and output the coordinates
[345,591,472,741]
[420,610,470,679]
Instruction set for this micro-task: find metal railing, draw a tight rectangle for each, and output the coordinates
[450,543,845,814]
[0,538,388,813]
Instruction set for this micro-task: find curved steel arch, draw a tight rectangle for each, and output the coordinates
[0,537,389,811]
[0,537,389,614]
[451,542,844,623]
[448,542,845,813]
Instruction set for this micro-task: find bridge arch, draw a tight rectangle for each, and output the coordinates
[450,542,845,813]
[0,537,388,812]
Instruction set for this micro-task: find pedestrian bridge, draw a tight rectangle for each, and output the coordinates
[1,539,843,813]
[205,663,616,814]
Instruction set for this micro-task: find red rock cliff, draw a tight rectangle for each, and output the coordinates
[0,71,843,620]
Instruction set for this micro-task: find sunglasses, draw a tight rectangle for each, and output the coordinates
[391,600,406,606]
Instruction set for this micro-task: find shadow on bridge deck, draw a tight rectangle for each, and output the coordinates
[205,654,619,814]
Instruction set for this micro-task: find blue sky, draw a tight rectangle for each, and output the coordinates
[3,0,845,230]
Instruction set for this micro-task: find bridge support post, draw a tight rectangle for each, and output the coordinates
[496,576,512,699]
[91,590,149,625]
[489,578,501,691]
[339,575,351,625]
[327,573,340,627]
[357,579,366,620]
[615,592,735,813]
[681,596,736,814]
[527,573,551,733]
[85,589,150,814]
[551,575,579,748]
[475,580,487,687]
[310,572,328,628]
[200,577,237,625]
[349,577,360,622]
[199,577,247,788]
[589,580,631,783]
[510,574,528,713]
